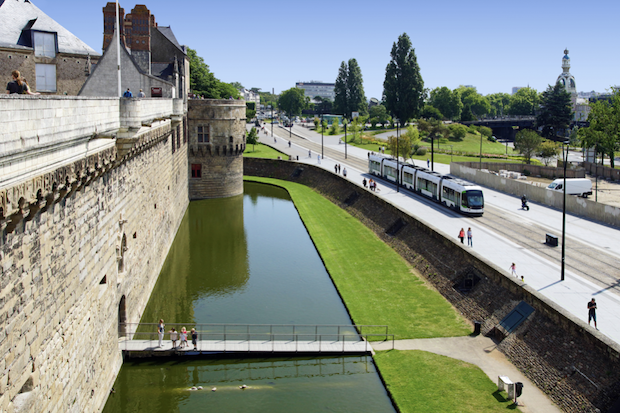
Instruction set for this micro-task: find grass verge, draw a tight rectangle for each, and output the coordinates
[244,176,471,339]
[374,350,519,413]
[243,143,286,159]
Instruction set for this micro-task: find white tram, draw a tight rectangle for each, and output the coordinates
[368,154,484,215]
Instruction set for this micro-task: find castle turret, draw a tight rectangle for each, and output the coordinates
[187,99,246,199]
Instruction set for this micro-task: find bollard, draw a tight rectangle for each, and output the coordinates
[474,321,481,335]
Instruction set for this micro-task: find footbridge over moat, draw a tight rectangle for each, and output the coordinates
[118,323,394,358]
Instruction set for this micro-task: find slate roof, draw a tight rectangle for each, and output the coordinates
[0,0,99,56]
[156,26,185,54]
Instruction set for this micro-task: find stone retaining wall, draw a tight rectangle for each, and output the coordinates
[451,162,620,228]
[0,125,189,413]
[583,161,620,181]
[245,158,620,413]
[457,161,586,179]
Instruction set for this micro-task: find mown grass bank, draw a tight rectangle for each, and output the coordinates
[243,143,285,159]
[244,176,470,339]
[374,350,517,413]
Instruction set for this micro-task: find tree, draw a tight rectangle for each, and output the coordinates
[230,81,244,90]
[334,59,368,118]
[278,87,308,117]
[246,101,256,120]
[420,105,443,120]
[486,93,511,117]
[536,83,573,139]
[369,104,391,126]
[448,123,467,140]
[246,127,258,151]
[217,82,240,99]
[383,33,424,122]
[456,86,490,120]
[187,47,218,98]
[538,140,560,166]
[429,86,462,120]
[508,87,540,116]
[388,133,414,160]
[478,126,493,139]
[515,129,542,164]
[314,96,333,115]
[579,89,620,167]
[334,62,348,116]
[417,118,449,168]
[347,58,367,117]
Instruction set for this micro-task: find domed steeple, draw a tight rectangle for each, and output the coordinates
[557,48,576,95]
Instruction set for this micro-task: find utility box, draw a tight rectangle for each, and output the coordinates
[546,233,559,247]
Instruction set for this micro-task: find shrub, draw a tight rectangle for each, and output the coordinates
[523,169,531,176]
[487,136,497,142]
[416,147,427,155]
[448,123,467,140]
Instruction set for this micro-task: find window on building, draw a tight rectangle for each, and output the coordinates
[197,126,209,143]
[191,164,202,178]
[35,64,56,92]
[33,31,56,58]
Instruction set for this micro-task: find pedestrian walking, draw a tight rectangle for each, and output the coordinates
[363,178,367,188]
[317,154,321,164]
[157,319,165,347]
[338,164,341,174]
[169,328,178,348]
[467,227,473,247]
[191,328,198,350]
[288,140,291,148]
[509,263,517,277]
[274,136,277,143]
[587,298,597,329]
[308,149,311,158]
[343,167,347,177]
[334,164,338,174]
[458,228,465,244]
[427,158,430,168]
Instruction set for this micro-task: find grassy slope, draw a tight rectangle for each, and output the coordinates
[243,143,285,159]
[244,176,471,339]
[374,350,518,413]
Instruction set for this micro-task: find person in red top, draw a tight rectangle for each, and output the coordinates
[458,228,465,244]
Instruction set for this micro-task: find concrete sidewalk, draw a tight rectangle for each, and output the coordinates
[372,336,561,413]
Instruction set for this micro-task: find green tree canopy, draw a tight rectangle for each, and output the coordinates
[278,88,308,117]
[486,93,511,117]
[515,129,542,164]
[448,123,468,140]
[246,127,258,150]
[578,88,620,167]
[420,105,443,120]
[187,47,240,99]
[508,87,540,116]
[369,104,391,125]
[536,83,573,139]
[334,59,368,118]
[230,81,244,90]
[538,140,560,166]
[455,86,490,120]
[382,33,424,122]
[429,87,462,120]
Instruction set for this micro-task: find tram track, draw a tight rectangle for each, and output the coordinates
[269,125,620,296]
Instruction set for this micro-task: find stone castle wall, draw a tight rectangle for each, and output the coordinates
[244,158,620,413]
[187,100,246,200]
[0,97,189,412]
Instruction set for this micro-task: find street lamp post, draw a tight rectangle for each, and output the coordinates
[561,138,568,281]
[450,145,453,163]
[396,120,400,193]
[271,88,274,139]
[320,113,324,158]
[344,120,347,159]
[479,132,483,170]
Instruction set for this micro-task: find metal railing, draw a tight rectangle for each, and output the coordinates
[119,323,394,353]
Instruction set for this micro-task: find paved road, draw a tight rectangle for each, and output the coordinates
[249,123,620,348]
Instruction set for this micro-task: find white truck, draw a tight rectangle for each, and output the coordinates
[547,178,593,198]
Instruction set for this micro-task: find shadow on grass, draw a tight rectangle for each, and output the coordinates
[492,390,519,410]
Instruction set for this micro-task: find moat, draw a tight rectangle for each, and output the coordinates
[103,181,395,412]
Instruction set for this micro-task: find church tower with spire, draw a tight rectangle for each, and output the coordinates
[557,49,577,107]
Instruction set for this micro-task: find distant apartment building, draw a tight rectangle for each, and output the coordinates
[512,87,524,95]
[240,88,260,106]
[295,81,335,100]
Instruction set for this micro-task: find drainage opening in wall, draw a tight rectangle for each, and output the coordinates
[100,275,107,284]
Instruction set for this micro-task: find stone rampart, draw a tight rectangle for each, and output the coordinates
[451,162,620,227]
[0,97,189,412]
[187,99,246,199]
[245,158,620,413]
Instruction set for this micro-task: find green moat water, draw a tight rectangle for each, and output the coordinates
[103,182,395,412]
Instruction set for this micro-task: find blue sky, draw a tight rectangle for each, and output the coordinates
[37,0,619,98]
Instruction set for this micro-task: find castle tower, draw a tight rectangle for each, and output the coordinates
[187,100,246,199]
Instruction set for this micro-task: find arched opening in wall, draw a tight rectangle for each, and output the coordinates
[118,233,127,273]
[118,295,127,337]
